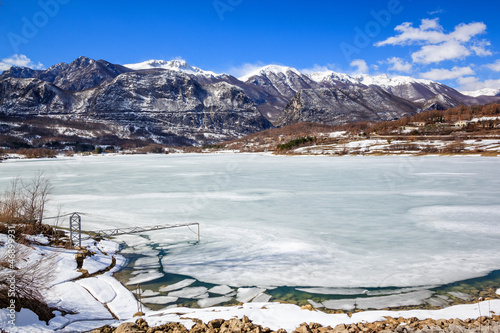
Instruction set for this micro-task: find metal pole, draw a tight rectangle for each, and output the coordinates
[69,213,81,248]
[197,223,200,244]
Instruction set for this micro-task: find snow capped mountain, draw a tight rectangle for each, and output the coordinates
[123,59,223,78]
[0,56,132,92]
[307,72,434,89]
[355,74,433,87]
[238,64,321,121]
[277,85,419,127]
[307,70,357,87]
[2,56,499,146]
[422,93,463,111]
[461,88,500,97]
[239,64,303,82]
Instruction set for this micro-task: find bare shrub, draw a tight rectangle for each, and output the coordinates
[0,242,56,322]
[0,174,53,227]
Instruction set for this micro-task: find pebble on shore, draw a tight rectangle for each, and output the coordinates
[93,314,500,333]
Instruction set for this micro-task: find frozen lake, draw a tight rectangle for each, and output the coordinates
[2,154,500,309]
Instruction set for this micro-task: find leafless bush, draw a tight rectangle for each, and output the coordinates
[0,174,53,227]
[0,243,56,322]
[420,145,440,154]
[442,141,466,154]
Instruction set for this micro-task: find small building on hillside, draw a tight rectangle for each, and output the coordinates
[454,120,468,128]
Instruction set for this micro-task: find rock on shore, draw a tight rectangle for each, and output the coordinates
[93,315,500,333]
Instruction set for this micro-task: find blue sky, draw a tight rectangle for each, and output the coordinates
[1,0,499,91]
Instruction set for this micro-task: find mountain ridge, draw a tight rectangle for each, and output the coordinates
[1,57,499,146]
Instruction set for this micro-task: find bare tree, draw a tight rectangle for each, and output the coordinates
[22,173,53,225]
[0,173,53,226]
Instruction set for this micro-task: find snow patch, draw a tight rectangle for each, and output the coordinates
[76,277,117,303]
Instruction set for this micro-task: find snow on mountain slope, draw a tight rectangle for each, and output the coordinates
[277,86,419,127]
[356,74,434,87]
[461,88,500,97]
[239,65,319,101]
[307,71,358,87]
[124,59,223,78]
[308,71,454,102]
[238,65,322,122]
[239,65,303,82]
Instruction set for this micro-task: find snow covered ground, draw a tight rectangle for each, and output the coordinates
[294,138,500,155]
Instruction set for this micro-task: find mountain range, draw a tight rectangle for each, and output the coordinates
[1,56,499,146]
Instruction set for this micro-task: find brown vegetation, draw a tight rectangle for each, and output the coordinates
[216,103,500,153]
[0,174,52,226]
[0,175,58,322]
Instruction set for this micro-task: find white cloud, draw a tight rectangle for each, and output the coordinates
[375,18,490,64]
[0,54,43,72]
[301,64,335,75]
[350,59,368,75]
[411,40,471,64]
[420,66,475,80]
[470,40,492,56]
[226,62,266,78]
[457,76,500,91]
[486,60,500,72]
[375,18,446,46]
[428,8,445,15]
[419,18,442,31]
[386,57,412,73]
[449,22,487,42]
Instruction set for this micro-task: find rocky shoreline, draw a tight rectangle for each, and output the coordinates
[92,314,500,333]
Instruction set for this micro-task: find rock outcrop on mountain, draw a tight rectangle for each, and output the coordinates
[277,86,419,126]
[239,65,322,122]
[0,56,133,92]
[240,67,499,125]
[0,67,272,145]
[422,94,463,111]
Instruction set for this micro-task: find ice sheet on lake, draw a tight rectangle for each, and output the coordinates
[236,288,266,303]
[142,296,178,304]
[5,155,500,291]
[168,287,208,298]
[159,279,196,292]
[323,290,434,310]
[142,289,160,297]
[449,292,472,301]
[114,234,150,247]
[208,285,234,295]
[198,296,233,308]
[297,288,369,295]
[126,271,164,285]
[252,293,272,302]
[134,256,161,269]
